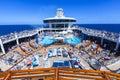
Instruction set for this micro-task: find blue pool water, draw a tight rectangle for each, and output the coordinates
[52,61,70,68]
[64,36,81,46]
[38,36,57,46]
[38,35,81,46]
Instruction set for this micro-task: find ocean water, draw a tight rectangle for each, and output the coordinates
[76,24,120,33]
[0,24,119,36]
[0,25,40,36]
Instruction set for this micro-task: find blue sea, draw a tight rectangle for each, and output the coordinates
[0,25,40,36]
[0,24,119,36]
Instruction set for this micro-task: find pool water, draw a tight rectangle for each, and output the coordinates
[38,36,81,46]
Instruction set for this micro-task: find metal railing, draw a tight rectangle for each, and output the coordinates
[0,27,119,44]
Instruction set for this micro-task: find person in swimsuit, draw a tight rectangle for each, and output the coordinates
[26,59,32,69]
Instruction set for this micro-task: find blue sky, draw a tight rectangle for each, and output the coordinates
[0,0,120,24]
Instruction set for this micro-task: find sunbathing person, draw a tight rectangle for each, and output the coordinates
[26,58,32,69]
[43,48,48,61]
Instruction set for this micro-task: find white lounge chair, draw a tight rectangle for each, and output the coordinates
[57,48,62,56]
[53,48,57,57]
[43,54,48,61]
[48,49,53,58]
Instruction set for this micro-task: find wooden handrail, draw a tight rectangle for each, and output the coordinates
[0,68,120,80]
[3,72,11,80]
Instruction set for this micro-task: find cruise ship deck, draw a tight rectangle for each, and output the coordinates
[0,8,120,80]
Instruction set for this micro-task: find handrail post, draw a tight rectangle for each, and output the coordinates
[55,68,59,80]
[102,72,111,80]
[54,68,56,80]
[3,72,11,80]
[57,68,59,80]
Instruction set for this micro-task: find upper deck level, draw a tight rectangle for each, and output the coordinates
[0,26,119,44]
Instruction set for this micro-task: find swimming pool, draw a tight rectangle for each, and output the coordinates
[63,36,81,46]
[38,36,57,46]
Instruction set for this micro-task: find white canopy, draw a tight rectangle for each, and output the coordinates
[67,29,73,33]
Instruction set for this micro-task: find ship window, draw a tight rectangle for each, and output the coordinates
[52,24,65,28]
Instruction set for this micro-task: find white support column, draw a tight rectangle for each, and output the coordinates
[0,39,5,54]
[55,24,56,32]
[115,36,120,51]
[15,33,19,45]
[49,23,52,31]
[68,23,70,28]
[68,23,72,28]
[101,33,105,45]
[49,23,52,28]
[64,24,65,31]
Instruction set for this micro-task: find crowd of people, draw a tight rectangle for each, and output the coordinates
[0,51,23,66]
[0,40,42,71]
[75,26,120,42]
[11,52,41,70]
[20,45,32,54]
[29,40,39,49]
[0,26,119,57]
[42,47,69,61]
[0,33,16,42]
[0,27,120,74]
[0,29,37,43]
[0,50,23,71]
[75,40,120,71]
